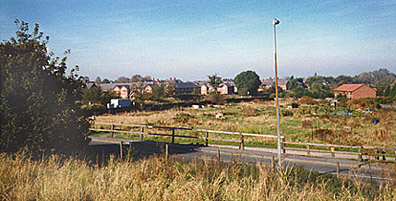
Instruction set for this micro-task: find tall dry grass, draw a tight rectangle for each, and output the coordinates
[1,153,395,200]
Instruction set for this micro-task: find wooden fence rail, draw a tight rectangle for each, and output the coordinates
[90,122,396,162]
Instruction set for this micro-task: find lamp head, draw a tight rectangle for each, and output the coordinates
[273,18,280,25]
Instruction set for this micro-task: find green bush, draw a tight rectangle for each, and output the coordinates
[0,20,89,154]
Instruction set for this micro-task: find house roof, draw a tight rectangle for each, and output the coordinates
[175,82,199,89]
[334,84,365,92]
[86,83,96,88]
[115,85,130,89]
[98,83,147,90]
[261,79,288,86]
[219,83,234,87]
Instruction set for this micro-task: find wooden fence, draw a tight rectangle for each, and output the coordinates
[89,122,396,162]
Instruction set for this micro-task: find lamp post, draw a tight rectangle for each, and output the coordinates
[273,18,282,169]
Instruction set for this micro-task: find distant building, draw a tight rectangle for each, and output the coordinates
[200,84,214,95]
[217,83,235,95]
[174,82,200,94]
[113,85,130,99]
[334,84,376,99]
[259,78,289,91]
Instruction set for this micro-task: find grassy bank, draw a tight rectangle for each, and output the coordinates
[1,153,395,200]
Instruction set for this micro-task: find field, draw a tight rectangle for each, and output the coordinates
[1,153,395,200]
[94,100,396,148]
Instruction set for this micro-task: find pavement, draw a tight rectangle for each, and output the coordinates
[87,137,395,182]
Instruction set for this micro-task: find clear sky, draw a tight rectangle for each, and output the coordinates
[1,0,396,81]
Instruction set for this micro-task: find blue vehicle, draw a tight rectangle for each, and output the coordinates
[107,99,131,108]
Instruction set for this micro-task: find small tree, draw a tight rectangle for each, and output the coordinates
[0,20,89,153]
[82,86,102,105]
[150,84,165,100]
[234,70,261,95]
[208,74,222,94]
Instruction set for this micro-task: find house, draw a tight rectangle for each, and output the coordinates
[200,84,214,95]
[174,82,200,94]
[144,84,156,93]
[113,85,130,99]
[259,78,289,91]
[334,84,376,99]
[217,83,235,95]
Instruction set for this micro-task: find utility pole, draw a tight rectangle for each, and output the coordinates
[273,18,282,169]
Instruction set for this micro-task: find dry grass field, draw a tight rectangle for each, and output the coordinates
[95,101,396,148]
[1,153,395,201]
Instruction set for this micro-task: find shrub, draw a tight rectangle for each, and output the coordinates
[0,20,89,153]
[208,93,226,105]
[291,102,300,108]
[299,96,316,105]
[242,107,258,116]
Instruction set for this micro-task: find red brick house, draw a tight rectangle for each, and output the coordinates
[217,83,235,95]
[113,85,130,99]
[334,84,376,99]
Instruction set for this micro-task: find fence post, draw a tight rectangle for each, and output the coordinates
[217,148,221,167]
[331,146,335,158]
[119,141,123,158]
[140,127,144,141]
[165,144,169,160]
[336,162,340,177]
[282,138,286,154]
[272,155,276,169]
[394,145,396,162]
[306,145,310,155]
[205,132,209,146]
[111,124,114,138]
[358,147,363,161]
[171,128,175,144]
[239,133,244,150]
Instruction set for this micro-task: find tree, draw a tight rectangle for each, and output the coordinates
[131,74,142,82]
[95,76,101,83]
[234,70,261,95]
[81,86,117,106]
[208,74,222,93]
[150,84,165,100]
[165,83,176,97]
[383,85,391,97]
[82,86,102,105]
[115,76,130,83]
[102,78,110,83]
[0,20,90,153]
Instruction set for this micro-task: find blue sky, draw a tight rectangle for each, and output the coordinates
[1,0,396,81]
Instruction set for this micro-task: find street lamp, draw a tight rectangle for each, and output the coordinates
[273,18,282,169]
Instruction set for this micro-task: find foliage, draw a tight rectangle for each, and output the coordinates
[166,83,176,97]
[234,70,261,95]
[208,92,225,105]
[291,102,300,108]
[150,84,165,101]
[242,107,258,116]
[82,86,102,104]
[299,96,316,105]
[115,76,130,83]
[354,68,396,87]
[207,74,222,93]
[102,78,110,83]
[347,98,381,109]
[0,20,90,153]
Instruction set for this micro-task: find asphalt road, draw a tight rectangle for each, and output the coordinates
[87,139,395,182]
